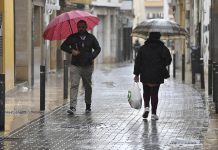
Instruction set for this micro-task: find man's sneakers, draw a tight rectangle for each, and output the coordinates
[67,107,76,115]
[67,104,91,114]
[151,114,159,120]
[142,107,149,119]
[85,104,91,113]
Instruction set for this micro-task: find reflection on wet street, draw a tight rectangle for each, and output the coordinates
[0,63,212,149]
[3,71,68,135]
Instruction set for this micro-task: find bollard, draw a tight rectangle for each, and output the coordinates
[40,65,45,111]
[200,58,205,89]
[173,53,176,78]
[212,63,218,102]
[63,60,68,99]
[192,70,195,84]
[191,47,201,84]
[208,59,212,95]
[0,74,5,131]
[191,54,196,84]
[182,54,185,81]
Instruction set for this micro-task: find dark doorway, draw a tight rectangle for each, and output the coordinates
[210,0,218,62]
[123,27,132,61]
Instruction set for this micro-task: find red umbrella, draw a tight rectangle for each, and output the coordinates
[43,10,100,40]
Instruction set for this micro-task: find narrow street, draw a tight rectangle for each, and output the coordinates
[0,63,211,150]
[1,0,218,149]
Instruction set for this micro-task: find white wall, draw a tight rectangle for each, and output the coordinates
[91,2,121,63]
[133,0,146,45]
[133,0,146,28]
[201,0,211,73]
[163,0,169,19]
[145,7,163,19]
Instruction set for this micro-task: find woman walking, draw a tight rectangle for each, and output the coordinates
[133,32,172,120]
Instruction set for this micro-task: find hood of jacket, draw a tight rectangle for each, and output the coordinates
[144,39,164,49]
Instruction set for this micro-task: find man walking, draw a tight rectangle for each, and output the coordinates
[133,39,141,59]
[61,20,101,114]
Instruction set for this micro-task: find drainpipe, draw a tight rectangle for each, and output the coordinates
[31,4,34,87]
[179,0,186,81]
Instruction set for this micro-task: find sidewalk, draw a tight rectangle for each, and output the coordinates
[2,71,67,135]
[0,62,218,149]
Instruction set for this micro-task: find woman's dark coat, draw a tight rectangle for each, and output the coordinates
[134,39,172,84]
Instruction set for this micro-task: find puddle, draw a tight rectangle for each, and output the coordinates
[101,82,115,88]
[168,138,201,145]
[0,137,24,141]
[60,123,115,130]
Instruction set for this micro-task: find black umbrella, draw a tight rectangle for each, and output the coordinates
[132,19,188,39]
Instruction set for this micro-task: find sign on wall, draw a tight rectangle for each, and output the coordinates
[46,0,60,11]
[69,0,91,5]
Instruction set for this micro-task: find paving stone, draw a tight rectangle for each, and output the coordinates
[0,63,211,149]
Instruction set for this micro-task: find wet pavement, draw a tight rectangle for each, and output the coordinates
[0,62,218,149]
[2,71,67,134]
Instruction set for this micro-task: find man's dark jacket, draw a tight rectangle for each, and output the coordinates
[61,32,101,66]
[134,39,172,84]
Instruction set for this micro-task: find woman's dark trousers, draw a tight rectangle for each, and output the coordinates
[143,84,160,114]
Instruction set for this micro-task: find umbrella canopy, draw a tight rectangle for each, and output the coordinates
[43,10,100,40]
[131,19,188,39]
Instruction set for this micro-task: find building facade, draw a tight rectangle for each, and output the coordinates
[91,0,133,63]
[170,0,187,74]
[14,0,60,87]
[171,0,218,94]
[144,0,164,19]
[0,0,15,91]
[14,0,44,87]
[0,0,60,92]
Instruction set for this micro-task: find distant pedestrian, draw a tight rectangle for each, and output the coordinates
[133,39,141,59]
[133,32,172,120]
[61,20,101,114]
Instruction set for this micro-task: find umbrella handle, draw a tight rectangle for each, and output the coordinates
[75,43,78,50]
[67,20,73,34]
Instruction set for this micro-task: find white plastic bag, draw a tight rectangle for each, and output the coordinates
[128,83,142,109]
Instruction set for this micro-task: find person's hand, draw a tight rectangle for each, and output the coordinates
[134,75,139,82]
[72,49,80,56]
